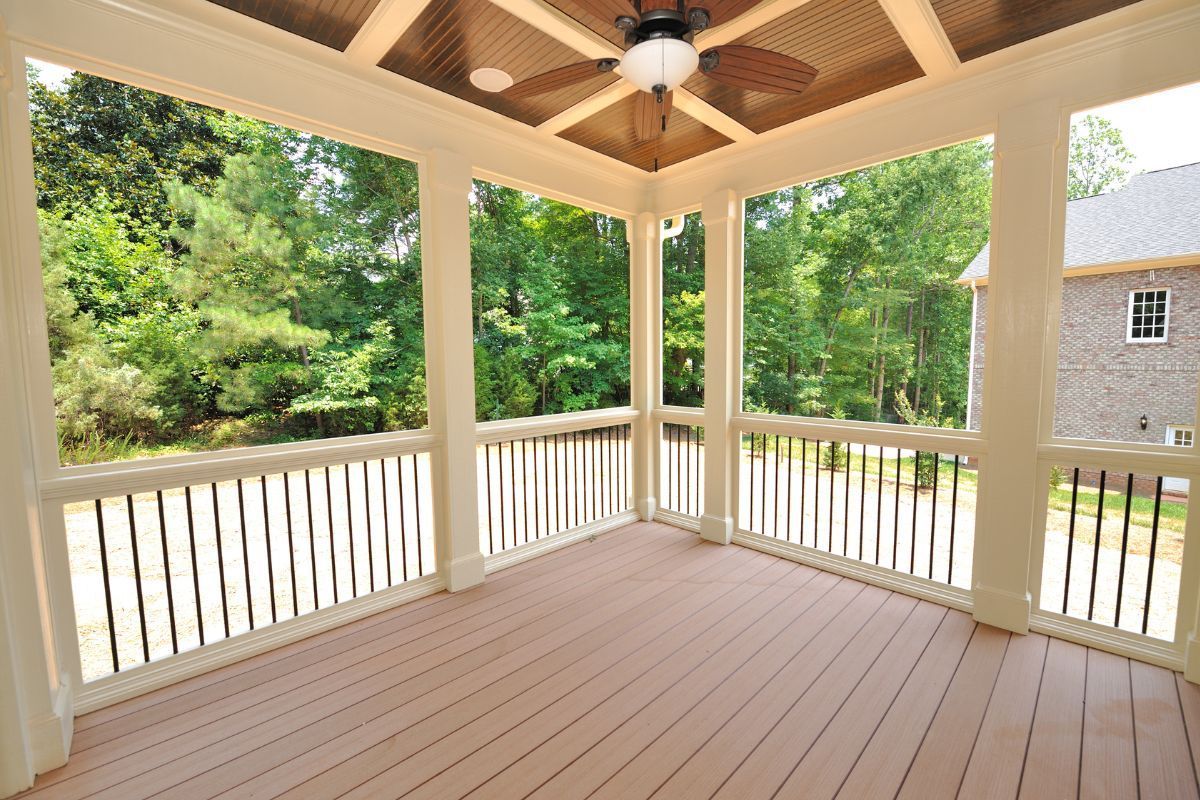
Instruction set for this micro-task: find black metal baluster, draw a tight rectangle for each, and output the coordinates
[929,455,939,580]
[397,457,409,582]
[814,440,821,549]
[859,445,867,561]
[261,477,278,622]
[773,435,781,538]
[592,428,599,522]
[344,465,357,599]
[606,427,613,518]
[157,490,179,652]
[910,453,919,575]
[522,438,530,543]
[553,434,561,534]
[685,426,692,516]
[413,453,424,575]
[843,445,851,556]
[748,433,756,532]
[125,495,149,663]
[1143,476,1164,635]
[362,462,375,593]
[1114,472,1135,628]
[892,451,902,570]
[666,425,673,511]
[828,443,835,552]
[324,468,338,603]
[1087,470,1108,621]
[533,437,541,539]
[210,484,230,638]
[786,437,794,542]
[544,435,551,536]
[800,439,807,545]
[876,447,884,566]
[497,443,507,551]
[485,444,495,554]
[284,473,299,615]
[305,470,319,608]
[573,431,579,529]
[184,486,205,645]
[949,458,960,586]
[95,500,120,673]
[379,460,392,587]
[510,441,518,548]
[237,479,254,630]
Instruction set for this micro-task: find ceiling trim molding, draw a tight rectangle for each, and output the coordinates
[537,80,638,134]
[488,0,623,59]
[343,0,435,67]
[671,87,755,142]
[876,0,959,78]
[6,0,647,214]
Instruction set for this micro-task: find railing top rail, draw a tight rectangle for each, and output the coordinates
[654,406,704,424]
[40,430,441,504]
[1038,441,1200,477]
[475,407,637,444]
[734,413,986,457]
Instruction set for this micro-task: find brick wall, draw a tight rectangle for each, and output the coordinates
[967,265,1199,443]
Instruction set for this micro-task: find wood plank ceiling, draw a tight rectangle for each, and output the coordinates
[204,0,1147,171]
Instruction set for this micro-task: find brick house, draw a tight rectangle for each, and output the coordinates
[960,162,1200,493]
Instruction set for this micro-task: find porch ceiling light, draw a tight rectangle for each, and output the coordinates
[470,67,514,93]
[620,38,698,95]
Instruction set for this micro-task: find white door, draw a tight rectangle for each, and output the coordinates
[1165,426,1193,494]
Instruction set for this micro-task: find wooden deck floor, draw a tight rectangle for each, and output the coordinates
[19,521,1200,799]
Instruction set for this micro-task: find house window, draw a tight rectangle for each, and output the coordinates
[1168,426,1194,448]
[1127,288,1170,342]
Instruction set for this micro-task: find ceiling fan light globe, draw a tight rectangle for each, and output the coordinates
[620,38,698,94]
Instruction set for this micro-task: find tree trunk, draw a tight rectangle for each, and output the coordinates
[290,295,323,435]
[816,262,865,378]
[914,291,926,414]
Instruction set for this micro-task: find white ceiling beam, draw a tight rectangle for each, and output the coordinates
[344,0,435,67]
[538,80,639,134]
[489,0,624,60]
[672,88,755,141]
[876,0,960,78]
[693,0,819,49]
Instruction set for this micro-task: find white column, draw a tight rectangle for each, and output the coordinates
[0,24,73,791]
[699,190,742,545]
[420,149,484,592]
[629,211,659,521]
[971,99,1066,633]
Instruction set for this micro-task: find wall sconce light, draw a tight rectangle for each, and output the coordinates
[1140,413,1149,430]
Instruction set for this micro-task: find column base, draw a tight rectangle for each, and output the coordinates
[1185,634,1200,685]
[637,497,657,522]
[699,514,733,545]
[972,584,1031,634]
[443,552,485,592]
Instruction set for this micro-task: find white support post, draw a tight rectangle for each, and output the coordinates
[0,25,73,790]
[630,211,659,521]
[699,190,742,545]
[971,99,1066,633]
[420,149,484,592]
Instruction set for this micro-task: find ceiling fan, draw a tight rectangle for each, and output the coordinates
[501,0,818,152]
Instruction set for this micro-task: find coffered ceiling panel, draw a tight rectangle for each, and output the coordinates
[559,92,733,171]
[546,0,770,48]
[378,0,620,127]
[207,0,381,51]
[930,0,1144,62]
[681,0,923,134]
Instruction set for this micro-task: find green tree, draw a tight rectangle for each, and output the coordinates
[1068,115,1135,199]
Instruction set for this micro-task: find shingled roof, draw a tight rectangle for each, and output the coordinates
[959,161,1200,282]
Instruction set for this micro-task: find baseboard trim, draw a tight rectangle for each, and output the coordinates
[484,511,640,575]
[27,674,72,773]
[654,508,701,533]
[75,574,444,714]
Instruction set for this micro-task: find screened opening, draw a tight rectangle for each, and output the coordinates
[662,212,704,408]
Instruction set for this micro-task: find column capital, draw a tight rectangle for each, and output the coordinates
[994,98,1065,154]
[701,189,738,226]
[423,149,472,195]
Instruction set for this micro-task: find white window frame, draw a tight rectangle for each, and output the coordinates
[1126,287,1170,343]
[1166,425,1195,448]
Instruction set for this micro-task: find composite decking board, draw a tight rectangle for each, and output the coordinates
[1017,637,1088,800]
[1081,648,1139,800]
[342,554,798,799]
[459,565,836,799]
[957,631,1050,799]
[770,604,963,800]
[713,598,944,799]
[71,520,671,742]
[646,585,895,799]
[19,521,1200,800]
[555,576,868,800]
[895,624,1011,799]
[834,615,978,799]
[66,537,739,800]
[1131,661,1200,799]
[214,545,770,799]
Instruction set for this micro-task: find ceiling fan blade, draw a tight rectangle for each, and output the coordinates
[634,90,673,141]
[571,0,640,26]
[699,45,818,94]
[687,0,761,27]
[503,59,618,100]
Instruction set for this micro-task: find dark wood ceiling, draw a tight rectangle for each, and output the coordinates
[208,0,381,51]
[682,0,923,134]
[558,92,733,171]
[378,0,619,128]
[930,0,1143,62]
[203,0,1151,171]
